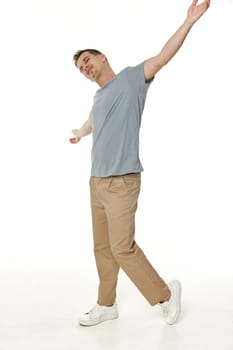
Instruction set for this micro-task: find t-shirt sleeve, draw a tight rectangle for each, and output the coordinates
[125,62,154,93]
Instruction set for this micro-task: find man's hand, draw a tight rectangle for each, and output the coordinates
[186,0,210,25]
[69,118,92,144]
[69,129,81,144]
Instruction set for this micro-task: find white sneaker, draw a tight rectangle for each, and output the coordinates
[160,280,182,325]
[79,304,119,326]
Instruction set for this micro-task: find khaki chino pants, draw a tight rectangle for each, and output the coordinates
[89,173,170,306]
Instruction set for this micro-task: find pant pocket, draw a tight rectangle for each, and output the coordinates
[107,177,126,193]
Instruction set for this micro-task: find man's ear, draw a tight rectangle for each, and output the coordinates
[101,54,106,62]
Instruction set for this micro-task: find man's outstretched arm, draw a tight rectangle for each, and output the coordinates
[144,0,210,81]
[69,117,92,144]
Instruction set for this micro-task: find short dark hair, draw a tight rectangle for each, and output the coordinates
[73,49,103,67]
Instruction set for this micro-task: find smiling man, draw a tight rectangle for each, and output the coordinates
[70,0,210,327]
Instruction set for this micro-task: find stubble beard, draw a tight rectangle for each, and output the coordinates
[90,68,100,82]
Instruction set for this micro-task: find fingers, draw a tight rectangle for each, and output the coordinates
[199,0,210,8]
[201,0,210,11]
[191,0,198,6]
[69,137,78,144]
[191,0,210,8]
[69,135,81,144]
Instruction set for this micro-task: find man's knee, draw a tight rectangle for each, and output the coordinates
[111,241,137,260]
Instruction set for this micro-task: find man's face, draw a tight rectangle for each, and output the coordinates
[76,52,105,82]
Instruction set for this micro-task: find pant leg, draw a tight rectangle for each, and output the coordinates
[101,173,170,306]
[90,177,120,306]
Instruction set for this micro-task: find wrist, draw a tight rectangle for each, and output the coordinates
[76,131,81,139]
[72,129,82,139]
[183,18,194,30]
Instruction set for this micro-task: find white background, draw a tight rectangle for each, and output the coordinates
[0,0,233,349]
[0,0,232,269]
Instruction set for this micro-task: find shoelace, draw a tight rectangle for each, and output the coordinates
[85,305,100,316]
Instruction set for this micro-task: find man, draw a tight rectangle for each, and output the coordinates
[70,0,210,327]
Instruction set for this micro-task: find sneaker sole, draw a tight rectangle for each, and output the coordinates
[79,312,119,326]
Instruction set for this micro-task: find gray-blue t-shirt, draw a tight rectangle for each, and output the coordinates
[90,62,153,177]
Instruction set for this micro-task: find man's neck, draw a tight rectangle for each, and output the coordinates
[96,68,116,88]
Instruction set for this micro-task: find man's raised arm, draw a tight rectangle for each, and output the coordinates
[144,0,210,81]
